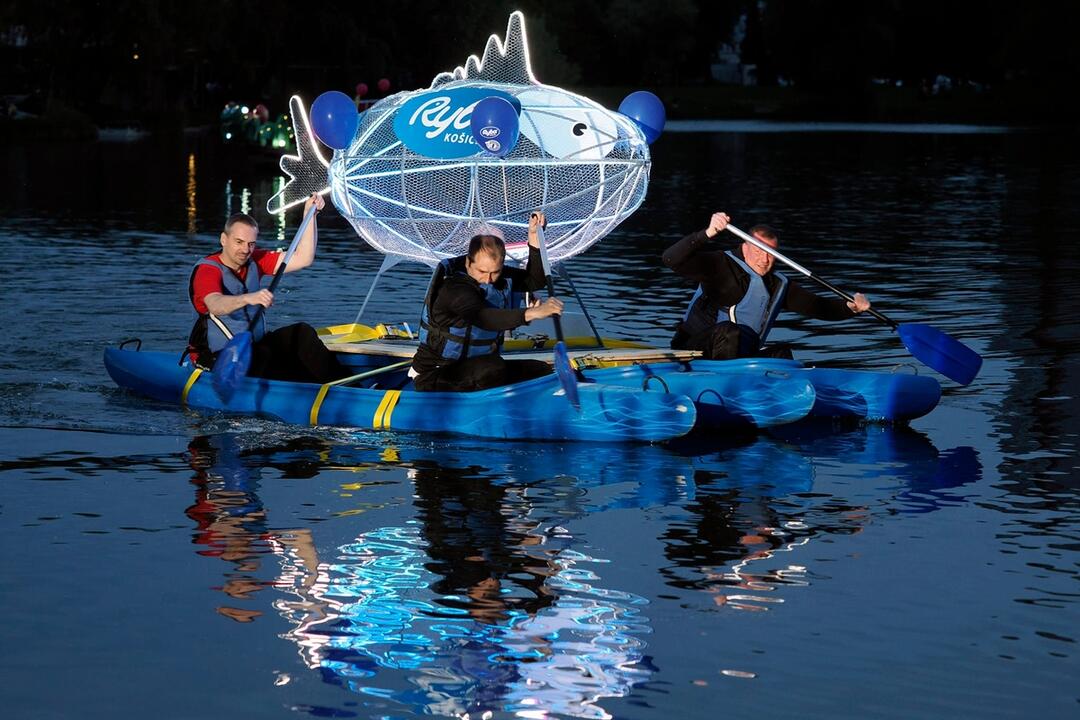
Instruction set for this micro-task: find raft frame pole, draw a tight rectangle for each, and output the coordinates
[556,263,605,348]
[352,254,406,326]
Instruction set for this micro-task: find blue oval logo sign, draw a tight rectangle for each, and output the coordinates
[393,87,519,159]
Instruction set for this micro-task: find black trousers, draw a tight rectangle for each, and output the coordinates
[672,321,794,360]
[244,322,351,384]
[413,355,552,392]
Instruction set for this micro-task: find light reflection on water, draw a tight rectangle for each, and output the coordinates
[188,434,669,718]
[1,129,1079,718]
[277,525,650,720]
[163,425,992,718]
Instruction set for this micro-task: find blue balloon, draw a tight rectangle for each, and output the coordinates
[310,91,360,150]
[618,90,665,144]
[470,96,520,157]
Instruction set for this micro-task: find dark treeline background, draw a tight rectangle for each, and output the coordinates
[2,0,1078,129]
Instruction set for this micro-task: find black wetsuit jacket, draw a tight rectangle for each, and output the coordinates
[412,245,547,376]
[662,229,855,338]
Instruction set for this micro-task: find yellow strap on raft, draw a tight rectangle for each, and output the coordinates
[372,389,402,429]
[181,369,203,405]
[309,383,332,425]
[310,360,414,426]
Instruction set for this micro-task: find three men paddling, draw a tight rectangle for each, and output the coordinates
[188,199,871,390]
[663,212,871,360]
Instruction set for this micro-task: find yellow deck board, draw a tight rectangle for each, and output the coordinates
[323,337,701,365]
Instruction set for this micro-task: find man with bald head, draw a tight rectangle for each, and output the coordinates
[662,212,870,360]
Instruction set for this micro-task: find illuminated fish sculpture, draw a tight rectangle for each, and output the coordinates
[268,11,652,266]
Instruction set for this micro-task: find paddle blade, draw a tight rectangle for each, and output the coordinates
[553,341,581,410]
[211,331,254,401]
[897,323,982,386]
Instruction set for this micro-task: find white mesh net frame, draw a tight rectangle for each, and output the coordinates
[331,81,650,267]
[268,11,654,268]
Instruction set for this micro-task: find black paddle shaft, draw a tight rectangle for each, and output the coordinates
[245,263,287,333]
[726,223,899,331]
[533,214,567,342]
[801,272,898,330]
[241,203,319,333]
[545,276,567,342]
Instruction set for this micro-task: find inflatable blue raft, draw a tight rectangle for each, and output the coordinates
[103,347,696,443]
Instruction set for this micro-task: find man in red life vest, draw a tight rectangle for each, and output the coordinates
[187,194,349,383]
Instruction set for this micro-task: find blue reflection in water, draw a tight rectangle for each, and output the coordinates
[181,427,982,716]
[771,422,983,514]
[261,442,682,718]
[661,426,983,611]
[275,523,650,719]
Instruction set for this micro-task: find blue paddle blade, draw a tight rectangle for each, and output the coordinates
[211,331,253,401]
[553,341,581,410]
[897,323,982,386]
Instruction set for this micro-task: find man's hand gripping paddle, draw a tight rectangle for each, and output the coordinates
[725,223,982,385]
[212,204,319,400]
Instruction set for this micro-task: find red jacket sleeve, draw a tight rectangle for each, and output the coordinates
[191,264,224,315]
[253,249,281,276]
[192,250,280,314]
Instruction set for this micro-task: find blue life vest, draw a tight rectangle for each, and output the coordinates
[418,257,516,361]
[188,256,268,354]
[682,250,789,343]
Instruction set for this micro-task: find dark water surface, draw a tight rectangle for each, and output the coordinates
[1,128,1078,719]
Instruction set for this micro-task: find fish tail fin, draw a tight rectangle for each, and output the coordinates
[267,95,331,215]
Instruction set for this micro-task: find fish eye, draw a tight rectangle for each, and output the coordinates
[572,122,587,136]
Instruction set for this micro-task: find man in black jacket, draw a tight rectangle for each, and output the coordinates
[663,212,870,360]
[412,212,564,392]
